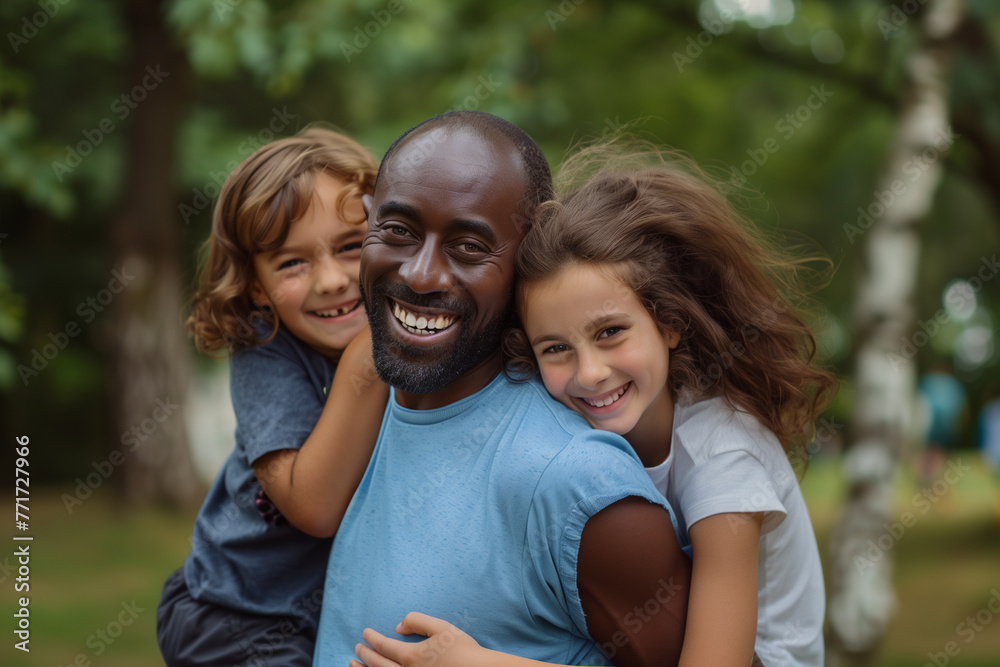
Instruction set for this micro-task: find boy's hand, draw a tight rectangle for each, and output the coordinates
[351,613,482,667]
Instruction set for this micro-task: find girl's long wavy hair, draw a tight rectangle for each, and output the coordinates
[186,126,377,355]
[505,142,837,465]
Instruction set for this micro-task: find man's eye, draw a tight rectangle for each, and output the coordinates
[385,224,410,237]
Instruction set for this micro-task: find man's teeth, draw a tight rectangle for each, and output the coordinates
[393,303,455,335]
[584,385,628,408]
[315,301,359,318]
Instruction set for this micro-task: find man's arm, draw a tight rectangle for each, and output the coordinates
[577,497,692,667]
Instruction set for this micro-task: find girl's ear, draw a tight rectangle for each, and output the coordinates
[361,194,374,218]
[665,329,681,350]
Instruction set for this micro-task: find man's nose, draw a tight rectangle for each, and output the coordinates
[398,241,452,293]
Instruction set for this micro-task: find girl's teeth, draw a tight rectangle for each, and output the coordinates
[586,385,627,407]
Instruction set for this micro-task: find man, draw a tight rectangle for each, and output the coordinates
[313,112,690,666]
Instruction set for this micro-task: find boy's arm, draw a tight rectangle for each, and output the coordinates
[577,497,692,667]
[677,512,762,667]
[253,328,388,538]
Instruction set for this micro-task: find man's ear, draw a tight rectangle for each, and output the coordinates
[362,194,374,218]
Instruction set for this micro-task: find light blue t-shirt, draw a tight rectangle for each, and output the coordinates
[184,322,335,629]
[314,374,681,666]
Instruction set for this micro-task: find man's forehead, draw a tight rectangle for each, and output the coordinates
[384,126,519,185]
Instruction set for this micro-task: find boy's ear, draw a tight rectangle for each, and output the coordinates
[250,280,269,307]
[361,194,374,218]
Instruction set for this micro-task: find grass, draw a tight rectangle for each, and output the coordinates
[4,455,998,666]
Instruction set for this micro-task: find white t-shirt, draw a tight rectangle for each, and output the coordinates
[644,396,825,667]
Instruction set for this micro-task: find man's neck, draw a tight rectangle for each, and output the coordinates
[394,353,504,410]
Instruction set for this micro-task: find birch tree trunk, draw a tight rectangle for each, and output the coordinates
[827,1,964,664]
[106,0,201,508]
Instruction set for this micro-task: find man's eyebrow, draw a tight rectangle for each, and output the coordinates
[376,200,421,221]
[449,218,497,245]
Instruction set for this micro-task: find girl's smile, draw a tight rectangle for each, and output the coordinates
[521,261,680,466]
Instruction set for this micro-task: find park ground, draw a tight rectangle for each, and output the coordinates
[4,454,999,667]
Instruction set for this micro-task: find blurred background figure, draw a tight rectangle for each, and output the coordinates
[916,361,968,487]
[977,385,1000,520]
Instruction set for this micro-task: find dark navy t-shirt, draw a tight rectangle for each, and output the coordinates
[184,322,337,629]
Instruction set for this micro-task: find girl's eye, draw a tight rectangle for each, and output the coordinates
[598,326,624,339]
[339,242,363,255]
[278,258,303,270]
[540,343,569,355]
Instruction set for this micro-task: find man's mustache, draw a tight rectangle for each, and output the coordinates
[367,277,473,316]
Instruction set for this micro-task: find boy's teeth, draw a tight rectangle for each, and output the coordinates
[585,385,627,408]
[392,302,455,334]
[315,302,358,317]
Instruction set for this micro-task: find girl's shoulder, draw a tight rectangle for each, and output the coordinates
[673,395,782,463]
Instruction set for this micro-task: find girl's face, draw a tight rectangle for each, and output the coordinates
[252,172,368,360]
[521,262,680,458]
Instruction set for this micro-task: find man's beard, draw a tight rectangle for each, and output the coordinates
[361,277,517,395]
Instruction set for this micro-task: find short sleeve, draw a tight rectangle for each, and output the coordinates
[525,432,681,641]
[676,449,788,535]
[229,336,330,464]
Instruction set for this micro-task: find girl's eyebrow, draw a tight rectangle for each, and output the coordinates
[529,313,633,346]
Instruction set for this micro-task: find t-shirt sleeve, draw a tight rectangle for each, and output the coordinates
[676,448,788,535]
[526,431,682,641]
[229,338,329,465]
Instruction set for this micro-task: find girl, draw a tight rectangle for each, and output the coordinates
[353,147,836,667]
[157,126,388,667]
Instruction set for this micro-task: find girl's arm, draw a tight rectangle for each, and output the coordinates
[352,614,569,667]
[677,512,763,667]
[252,327,388,538]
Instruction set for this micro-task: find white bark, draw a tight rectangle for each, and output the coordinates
[827,1,963,663]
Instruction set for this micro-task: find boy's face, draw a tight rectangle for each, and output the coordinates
[360,126,528,404]
[252,171,368,360]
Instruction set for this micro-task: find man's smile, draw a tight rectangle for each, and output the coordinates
[391,300,458,336]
